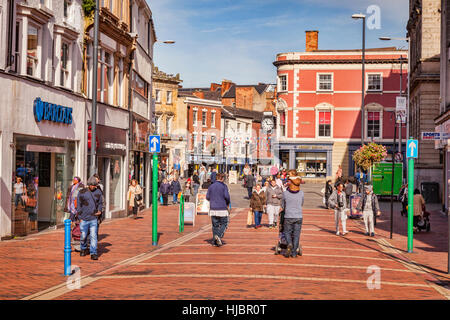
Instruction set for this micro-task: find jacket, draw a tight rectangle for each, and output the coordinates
[265,185,283,206]
[244,175,255,188]
[210,171,217,183]
[76,188,103,221]
[345,183,353,196]
[159,183,171,195]
[170,180,182,195]
[206,181,230,210]
[328,190,347,211]
[127,184,143,207]
[281,189,304,219]
[356,192,380,214]
[413,194,425,216]
[250,190,266,212]
[325,183,333,196]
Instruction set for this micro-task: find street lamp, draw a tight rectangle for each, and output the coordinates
[352,13,366,148]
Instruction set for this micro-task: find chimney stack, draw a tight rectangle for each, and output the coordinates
[305,30,319,52]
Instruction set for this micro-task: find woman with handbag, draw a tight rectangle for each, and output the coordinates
[127,179,143,219]
[250,184,266,229]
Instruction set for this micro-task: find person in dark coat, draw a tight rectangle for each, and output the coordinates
[159,178,171,206]
[244,174,255,199]
[170,176,182,204]
[206,173,231,247]
[324,180,333,209]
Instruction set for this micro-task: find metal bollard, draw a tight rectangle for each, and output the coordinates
[179,194,184,233]
[64,219,72,276]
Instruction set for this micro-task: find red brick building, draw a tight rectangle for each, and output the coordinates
[273,31,408,180]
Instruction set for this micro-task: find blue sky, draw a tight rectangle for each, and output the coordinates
[148,0,409,88]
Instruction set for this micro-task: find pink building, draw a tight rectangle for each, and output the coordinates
[273,31,408,180]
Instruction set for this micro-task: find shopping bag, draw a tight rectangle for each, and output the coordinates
[247,210,254,225]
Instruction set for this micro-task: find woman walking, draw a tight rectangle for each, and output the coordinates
[413,188,425,232]
[127,179,143,219]
[170,176,182,204]
[159,178,171,206]
[250,184,266,229]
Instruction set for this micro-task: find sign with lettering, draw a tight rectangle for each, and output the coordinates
[33,97,73,124]
[196,190,210,214]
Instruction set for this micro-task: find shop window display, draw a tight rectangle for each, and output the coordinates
[296,152,327,178]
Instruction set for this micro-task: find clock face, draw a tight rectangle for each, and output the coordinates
[262,118,274,132]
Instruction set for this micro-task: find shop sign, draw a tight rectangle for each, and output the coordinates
[33,97,73,124]
[132,116,150,152]
[95,124,127,156]
[296,145,330,150]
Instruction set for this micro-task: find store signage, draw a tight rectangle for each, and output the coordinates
[421,132,450,140]
[26,144,67,153]
[33,97,73,124]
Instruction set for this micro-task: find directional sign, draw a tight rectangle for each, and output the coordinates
[407,139,418,158]
[149,135,161,153]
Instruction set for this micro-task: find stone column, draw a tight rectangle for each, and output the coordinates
[20,16,28,76]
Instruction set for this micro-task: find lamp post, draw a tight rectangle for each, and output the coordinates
[352,13,366,148]
[379,36,410,177]
[90,0,100,178]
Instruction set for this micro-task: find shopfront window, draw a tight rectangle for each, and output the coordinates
[296,152,327,178]
[110,156,123,211]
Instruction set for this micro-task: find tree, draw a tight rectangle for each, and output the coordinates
[82,0,96,17]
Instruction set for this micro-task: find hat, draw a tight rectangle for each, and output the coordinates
[364,185,373,192]
[87,176,98,186]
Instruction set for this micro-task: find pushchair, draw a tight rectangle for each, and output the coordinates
[274,211,302,256]
[415,211,431,232]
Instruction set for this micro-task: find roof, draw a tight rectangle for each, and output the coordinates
[222,106,264,122]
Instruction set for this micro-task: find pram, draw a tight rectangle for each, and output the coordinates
[415,211,431,232]
[274,211,302,256]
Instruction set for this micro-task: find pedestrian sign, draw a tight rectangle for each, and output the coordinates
[149,135,161,153]
[406,139,418,158]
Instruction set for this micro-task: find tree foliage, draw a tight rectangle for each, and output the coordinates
[82,0,96,17]
[352,142,388,171]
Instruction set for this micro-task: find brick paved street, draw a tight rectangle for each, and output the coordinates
[0,183,449,300]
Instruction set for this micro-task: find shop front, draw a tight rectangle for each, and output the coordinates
[130,114,151,207]
[94,124,127,219]
[277,143,333,179]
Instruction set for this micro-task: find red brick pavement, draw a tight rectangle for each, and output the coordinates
[1,205,449,300]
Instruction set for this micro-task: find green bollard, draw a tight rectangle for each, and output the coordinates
[179,194,184,233]
[407,157,414,253]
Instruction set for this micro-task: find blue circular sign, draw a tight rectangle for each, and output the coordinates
[33,97,44,122]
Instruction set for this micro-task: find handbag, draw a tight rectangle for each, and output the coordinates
[26,197,37,208]
[135,194,143,201]
[72,223,81,241]
[247,209,254,225]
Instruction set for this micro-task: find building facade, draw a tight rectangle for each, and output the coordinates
[152,66,184,174]
[0,0,156,238]
[408,0,442,200]
[273,31,408,181]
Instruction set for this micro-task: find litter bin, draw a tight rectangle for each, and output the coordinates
[420,182,439,203]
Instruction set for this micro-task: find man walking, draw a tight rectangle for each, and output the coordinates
[77,176,104,260]
[244,172,255,199]
[206,173,231,247]
[265,178,283,228]
[355,185,380,237]
[281,170,304,258]
[328,182,348,236]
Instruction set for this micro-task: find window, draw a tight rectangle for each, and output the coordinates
[97,49,113,104]
[246,123,250,133]
[14,22,20,73]
[193,110,198,126]
[155,89,161,103]
[155,116,161,133]
[211,112,216,127]
[167,91,172,104]
[27,25,39,77]
[280,111,286,137]
[367,111,381,138]
[211,135,216,145]
[60,43,69,87]
[109,156,123,211]
[192,133,198,150]
[225,120,230,130]
[367,74,382,91]
[132,71,148,99]
[237,123,241,132]
[118,58,124,106]
[202,111,207,126]
[64,0,69,18]
[166,116,172,135]
[279,75,287,92]
[318,111,331,137]
[201,135,207,151]
[317,74,333,91]
[296,152,327,178]
[109,0,114,12]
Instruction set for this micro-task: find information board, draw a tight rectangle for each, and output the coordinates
[229,170,238,184]
[349,194,362,218]
[179,202,196,226]
[196,190,210,214]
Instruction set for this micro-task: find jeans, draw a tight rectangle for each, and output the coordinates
[14,193,23,207]
[211,216,228,239]
[193,184,200,200]
[80,219,98,255]
[247,187,253,199]
[254,210,262,227]
[283,218,303,256]
[173,193,178,204]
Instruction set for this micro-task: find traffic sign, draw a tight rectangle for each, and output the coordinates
[394,152,403,162]
[149,135,161,153]
[406,139,418,158]
[223,138,231,146]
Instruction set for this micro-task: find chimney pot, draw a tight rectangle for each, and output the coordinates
[305,30,319,52]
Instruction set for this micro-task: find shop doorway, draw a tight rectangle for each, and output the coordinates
[13,136,75,236]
